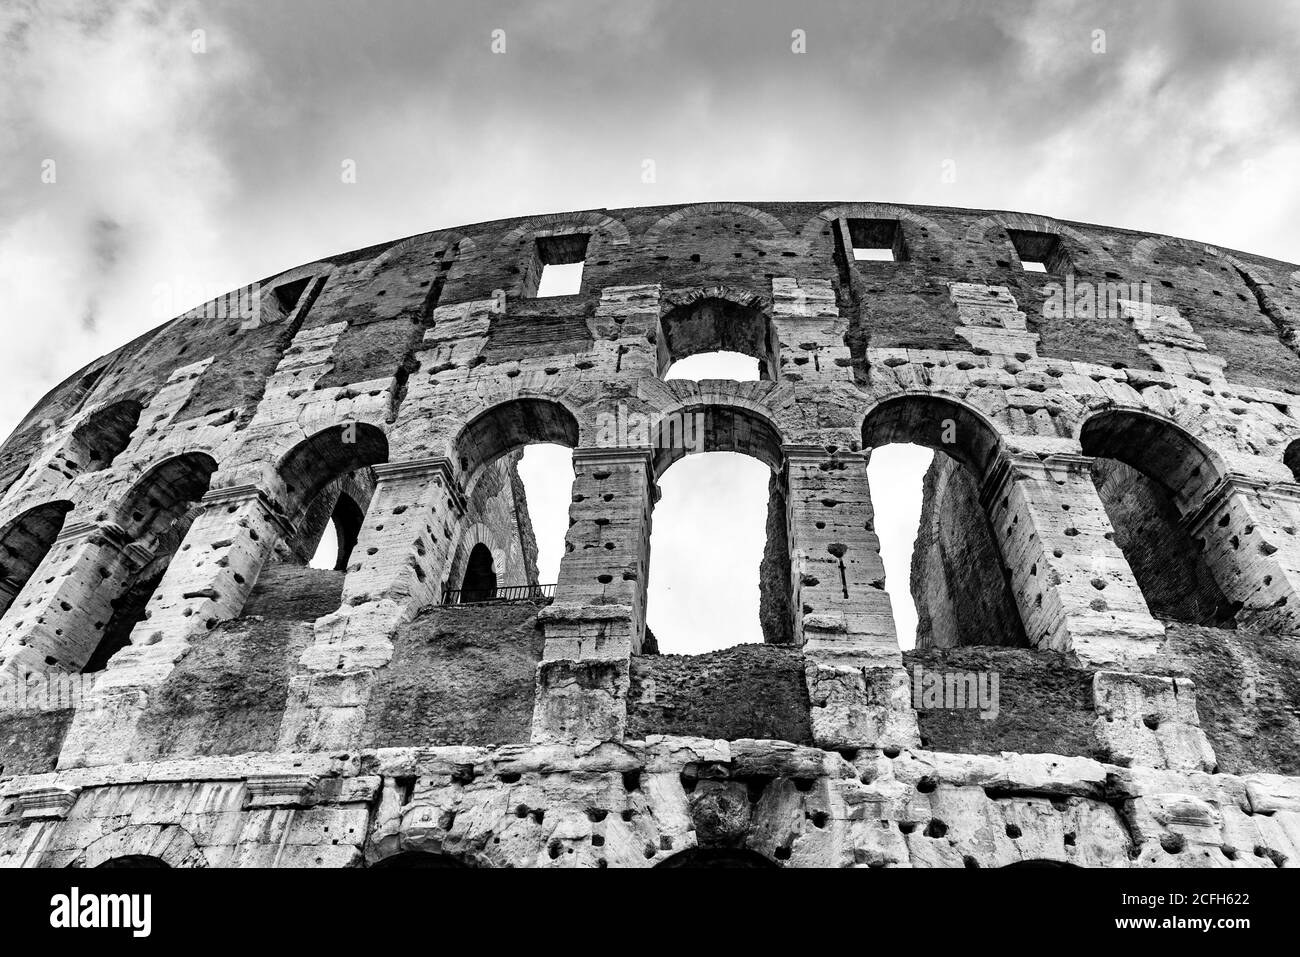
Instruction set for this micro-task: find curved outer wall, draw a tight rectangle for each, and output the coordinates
[1,201,1299,867]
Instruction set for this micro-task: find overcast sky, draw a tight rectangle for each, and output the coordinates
[4,0,1299,652]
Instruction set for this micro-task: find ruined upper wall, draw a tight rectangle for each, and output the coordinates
[5,201,1299,489]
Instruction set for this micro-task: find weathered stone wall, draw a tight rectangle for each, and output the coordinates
[0,201,1298,867]
[910,454,1027,649]
[359,602,546,748]
[628,645,811,742]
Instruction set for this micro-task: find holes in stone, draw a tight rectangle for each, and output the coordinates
[1160,833,1186,854]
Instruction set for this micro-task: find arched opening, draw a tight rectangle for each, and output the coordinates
[306,490,365,572]
[1000,859,1080,869]
[445,399,580,605]
[69,399,142,473]
[647,404,790,652]
[85,452,219,672]
[654,847,778,868]
[862,397,1027,650]
[96,855,171,869]
[370,851,468,869]
[516,442,573,595]
[460,543,498,602]
[0,500,73,620]
[1285,438,1300,485]
[657,296,777,381]
[1080,411,1234,626]
[241,424,389,623]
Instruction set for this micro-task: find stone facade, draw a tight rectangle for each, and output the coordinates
[1,201,1300,868]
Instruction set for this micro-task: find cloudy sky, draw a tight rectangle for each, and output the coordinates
[3,0,1299,652]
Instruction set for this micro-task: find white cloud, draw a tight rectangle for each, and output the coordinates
[0,0,252,436]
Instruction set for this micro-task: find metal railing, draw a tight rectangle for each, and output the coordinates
[439,583,556,606]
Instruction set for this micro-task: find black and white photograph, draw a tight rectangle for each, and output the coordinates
[0,0,1296,937]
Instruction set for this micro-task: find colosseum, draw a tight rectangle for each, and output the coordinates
[1,201,1299,869]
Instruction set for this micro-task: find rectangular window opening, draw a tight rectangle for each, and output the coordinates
[847,218,906,263]
[1006,229,1071,274]
[531,233,590,297]
[273,277,312,313]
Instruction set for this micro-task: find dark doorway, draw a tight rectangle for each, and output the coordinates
[461,543,497,603]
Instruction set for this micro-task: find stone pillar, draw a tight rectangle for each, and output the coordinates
[531,447,653,745]
[278,457,465,752]
[786,446,918,750]
[769,278,855,385]
[0,521,141,679]
[988,452,1165,668]
[1185,475,1300,634]
[56,488,293,768]
[115,485,292,668]
[1092,672,1216,772]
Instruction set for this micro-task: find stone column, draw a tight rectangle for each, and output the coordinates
[112,485,292,672]
[785,446,918,750]
[0,521,141,679]
[1185,475,1300,634]
[278,457,466,752]
[988,452,1165,668]
[531,446,653,745]
[769,278,855,385]
[56,488,293,768]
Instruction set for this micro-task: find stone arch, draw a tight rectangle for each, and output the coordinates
[1080,408,1236,626]
[448,397,580,604]
[459,543,498,602]
[275,423,390,527]
[860,393,1005,479]
[799,203,951,247]
[68,398,143,473]
[861,393,1028,649]
[653,847,779,868]
[116,452,220,542]
[370,851,470,868]
[0,500,73,620]
[265,426,389,579]
[965,212,1113,262]
[643,395,792,649]
[643,203,791,243]
[356,229,477,284]
[496,210,631,250]
[454,397,581,483]
[656,286,777,380]
[649,394,786,480]
[1130,235,1253,272]
[444,520,515,599]
[281,472,374,572]
[1000,858,1080,869]
[73,823,207,869]
[79,452,222,672]
[97,855,170,868]
[1078,408,1226,512]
